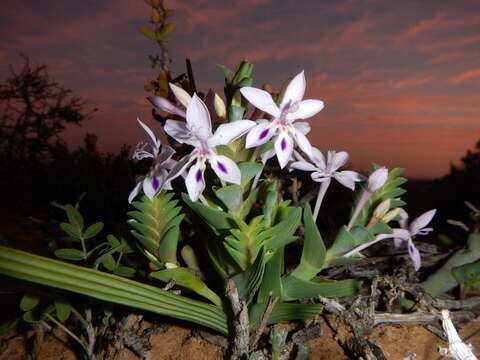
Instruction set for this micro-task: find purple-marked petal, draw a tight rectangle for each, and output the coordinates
[281,70,306,109]
[293,121,311,135]
[311,171,330,183]
[209,155,241,184]
[246,122,276,148]
[169,83,191,108]
[367,167,388,192]
[290,161,318,172]
[310,147,326,170]
[410,209,436,235]
[143,176,163,200]
[147,96,186,117]
[334,170,362,191]
[185,162,206,202]
[274,133,293,169]
[287,99,324,121]
[209,120,256,147]
[240,87,280,117]
[330,151,349,172]
[128,182,142,204]
[186,94,212,140]
[164,119,193,144]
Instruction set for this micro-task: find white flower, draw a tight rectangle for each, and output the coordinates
[367,167,389,192]
[291,148,363,190]
[129,119,178,203]
[344,208,436,271]
[240,71,324,168]
[147,83,192,118]
[164,94,255,201]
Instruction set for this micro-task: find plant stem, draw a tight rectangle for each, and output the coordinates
[313,179,331,221]
[347,190,372,230]
[45,313,90,356]
[226,280,249,360]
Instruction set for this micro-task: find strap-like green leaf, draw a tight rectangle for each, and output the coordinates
[282,275,362,301]
[0,246,229,335]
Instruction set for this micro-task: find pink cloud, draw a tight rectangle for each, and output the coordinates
[449,68,480,84]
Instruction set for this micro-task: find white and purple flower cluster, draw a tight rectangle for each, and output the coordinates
[130,70,436,271]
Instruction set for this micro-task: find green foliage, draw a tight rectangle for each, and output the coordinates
[128,192,184,266]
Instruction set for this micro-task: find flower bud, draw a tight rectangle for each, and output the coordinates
[214,93,226,118]
[169,83,191,108]
[382,208,401,223]
[373,199,390,218]
[367,167,388,192]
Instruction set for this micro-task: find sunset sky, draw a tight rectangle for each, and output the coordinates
[1,0,479,178]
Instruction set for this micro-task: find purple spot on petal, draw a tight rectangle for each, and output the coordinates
[259,128,269,140]
[217,161,228,174]
[281,138,287,151]
[152,177,160,190]
[195,169,202,183]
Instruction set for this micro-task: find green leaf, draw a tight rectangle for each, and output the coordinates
[282,276,362,301]
[291,204,326,280]
[54,248,85,261]
[151,268,222,306]
[100,254,116,271]
[258,248,284,303]
[219,65,234,83]
[0,245,229,335]
[239,162,263,187]
[54,299,71,322]
[452,261,480,284]
[65,204,84,230]
[60,222,81,239]
[228,104,245,123]
[139,26,157,40]
[107,235,120,247]
[114,266,136,278]
[215,185,243,212]
[182,193,233,232]
[102,304,114,326]
[231,248,266,304]
[264,302,323,325]
[20,293,40,311]
[83,222,104,239]
[260,207,302,251]
[0,316,20,335]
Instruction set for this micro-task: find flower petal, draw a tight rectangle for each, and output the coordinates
[343,228,410,257]
[310,147,326,169]
[185,161,206,202]
[128,182,142,204]
[209,155,241,184]
[186,94,212,140]
[330,151,349,172]
[240,87,280,117]
[245,122,276,148]
[410,209,436,235]
[311,171,330,183]
[280,70,306,109]
[147,96,186,117]
[274,132,294,169]
[397,208,409,229]
[169,83,191,108]
[164,120,194,144]
[291,128,312,158]
[156,145,175,164]
[407,238,421,271]
[334,170,362,191]
[293,121,311,135]
[287,99,324,121]
[209,120,256,147]
[143,175,164,200]
[166,155,195,183]
[290,160,318,172]
[260,147,276,164]
[136,119,159,150]
[367,167,388,192]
